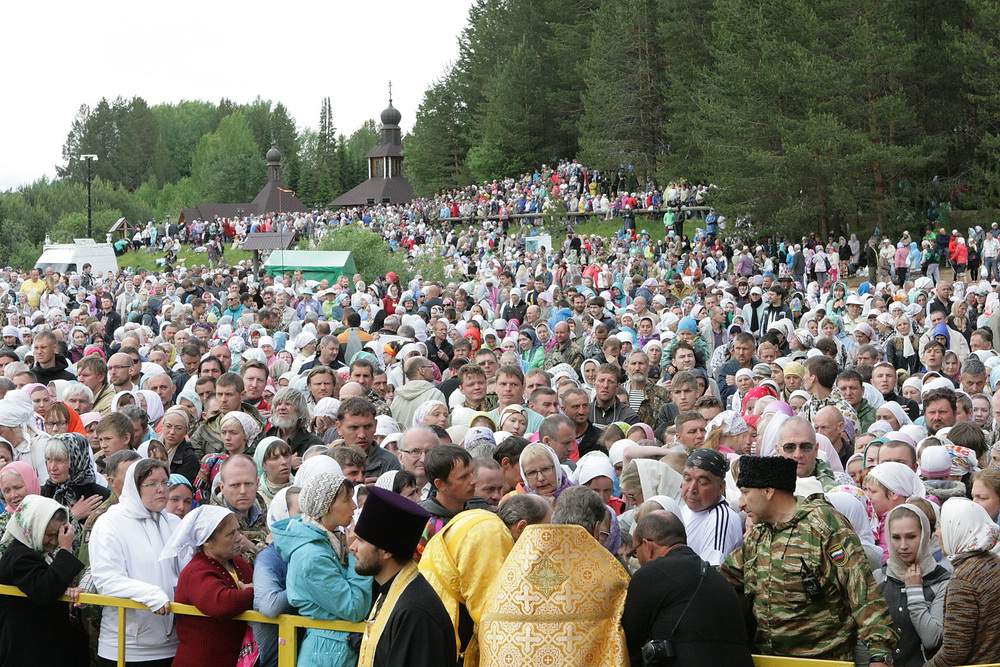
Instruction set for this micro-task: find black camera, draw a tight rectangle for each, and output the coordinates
[640,639,676,665]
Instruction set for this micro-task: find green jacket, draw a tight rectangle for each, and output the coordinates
[721,495,896,661]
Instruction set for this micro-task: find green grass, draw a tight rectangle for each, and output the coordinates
[118,246,252,271]
[451,213,704,249]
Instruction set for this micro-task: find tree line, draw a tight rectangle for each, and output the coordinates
[0,96,379,267]
[403,0,1000,237]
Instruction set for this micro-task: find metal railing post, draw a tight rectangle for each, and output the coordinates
[117,606,126,667]
[277,614,296,667]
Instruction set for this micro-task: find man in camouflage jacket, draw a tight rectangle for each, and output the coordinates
[542,321,583,373]
[721,456,896,665]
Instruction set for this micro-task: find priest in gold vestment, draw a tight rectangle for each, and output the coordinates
[479,486,631,666]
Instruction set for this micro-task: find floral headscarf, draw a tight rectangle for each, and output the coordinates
[46,433,96,508]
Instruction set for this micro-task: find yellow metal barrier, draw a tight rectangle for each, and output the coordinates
[751,658,849,667]
[0,583,365,667]
[2,584,998,667]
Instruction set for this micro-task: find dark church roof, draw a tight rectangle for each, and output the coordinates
[332,176,415,207]
[179,145,306,224]
[333,94,413,207]
[250,179,307,216]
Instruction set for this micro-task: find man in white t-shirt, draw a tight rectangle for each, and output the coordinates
[678,448,744,565]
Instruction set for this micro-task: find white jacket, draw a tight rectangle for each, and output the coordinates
[90,460,181,662]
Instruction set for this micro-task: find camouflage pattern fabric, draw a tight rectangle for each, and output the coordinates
[721,494,896,661]
[543,341,583,373]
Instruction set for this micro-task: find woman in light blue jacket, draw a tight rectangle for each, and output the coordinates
[272,473,372,667]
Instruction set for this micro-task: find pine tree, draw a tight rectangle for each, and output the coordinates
[466,39,547,181]
[270,103,301,190]
[190,111,265,202]
[405,73,469,195]
[578,0,666,180]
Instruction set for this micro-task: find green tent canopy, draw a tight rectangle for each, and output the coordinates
[263,250,357,282]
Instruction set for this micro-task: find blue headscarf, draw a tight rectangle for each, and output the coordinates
[932,322,950,347]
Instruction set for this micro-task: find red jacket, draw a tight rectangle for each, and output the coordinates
[173,550,254,667]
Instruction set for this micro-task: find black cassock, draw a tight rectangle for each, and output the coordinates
[372,572,457,667]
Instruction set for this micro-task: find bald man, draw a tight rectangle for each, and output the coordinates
[623,511,753,666]
[145,372,176,410]
[813,405,848,467]
[339,381,366,400]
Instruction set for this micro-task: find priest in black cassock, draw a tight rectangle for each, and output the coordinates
[352,485,457,667]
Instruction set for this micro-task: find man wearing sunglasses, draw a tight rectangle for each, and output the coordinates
[775,416,841,491]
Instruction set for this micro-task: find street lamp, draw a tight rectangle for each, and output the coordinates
[79,154,98,238]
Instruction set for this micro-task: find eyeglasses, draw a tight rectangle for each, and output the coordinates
[140,480,169,490]
[780,441,815,454]
[398,448,427,457]
[523,464,554,479]
[108,365,131,370]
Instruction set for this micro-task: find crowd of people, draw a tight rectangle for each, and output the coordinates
[3,161,1000,666]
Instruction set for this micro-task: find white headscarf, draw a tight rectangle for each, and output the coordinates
[573,451,615,486]
[867,461,926,499]
[826,489,881,570]
[112,390,140,412]
[634,458,682,501]
[940,497,1000,558]
[139,389,165,424]
[221,411,262,445]
[374,470,399,491]
[413,400,447,426]
[0,390,36,427]
[158,505,233,569]
[645,494,681,516]
[884,503,938,579]
[293,455,343,487]
[266,487,293,528]
[0,494,64,553]
[878,401,912,427]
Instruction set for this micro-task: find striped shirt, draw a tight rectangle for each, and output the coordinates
[680,500,744,566]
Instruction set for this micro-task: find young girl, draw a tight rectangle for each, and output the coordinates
[880,504,950,667]
[865,462,925,562]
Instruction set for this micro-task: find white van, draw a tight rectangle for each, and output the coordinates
[34,238,119,276]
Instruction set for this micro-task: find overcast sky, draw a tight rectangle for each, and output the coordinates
[1,0,472,190]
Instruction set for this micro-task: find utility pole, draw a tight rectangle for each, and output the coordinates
[80,154,98,238]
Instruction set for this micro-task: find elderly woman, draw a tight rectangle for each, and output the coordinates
[0,495,86,666]
[176,390,203,425]
[925,498,1000,667]
[90,459,181,665]
[194,411,262,503]
[64,383,94,418]
[618,457,683,508]
[272,472,372,667]
[703,410,751,454]
[518,443,573,501]
[414,400,449,429]
[162,505,254,667]
[41,433,109,522]
[161,406,199,484]
[0,462,41,535]
[253,436,293,506]
[876,401,912,430]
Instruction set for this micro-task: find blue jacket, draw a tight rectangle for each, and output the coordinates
[252,541,291,667]
[272,517,372,667]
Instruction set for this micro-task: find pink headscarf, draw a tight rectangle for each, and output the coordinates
[83,344,107,361]
[0,461,41,512]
